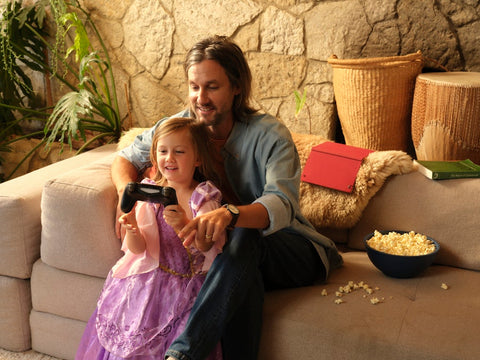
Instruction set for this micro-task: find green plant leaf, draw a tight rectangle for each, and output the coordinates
[34,0,50,27]
[1,0,123,174]
[294,89,307,117]
[78,52,106,85]
[45,88,94,148]
[61,12,91,63]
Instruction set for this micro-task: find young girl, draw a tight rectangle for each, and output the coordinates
[76,117,224,359]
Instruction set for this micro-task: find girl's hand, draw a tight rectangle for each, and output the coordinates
[118,204,146,253]
[163,204,189,234]
[119,205,139,234]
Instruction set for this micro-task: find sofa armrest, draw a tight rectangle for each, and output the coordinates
[40,150,123,278]
[0,144,117,279]
[349,171,480,271]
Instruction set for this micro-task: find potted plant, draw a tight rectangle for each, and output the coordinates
[0,0,50,179]
[0,0,126,181]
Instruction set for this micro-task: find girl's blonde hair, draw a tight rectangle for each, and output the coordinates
[149,117,220,186]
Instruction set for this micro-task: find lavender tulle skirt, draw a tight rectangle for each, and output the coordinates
[76,264,222,359]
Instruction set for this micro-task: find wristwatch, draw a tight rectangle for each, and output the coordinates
[223,204,240,230]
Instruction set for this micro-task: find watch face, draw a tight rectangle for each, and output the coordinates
[228,204,240,215]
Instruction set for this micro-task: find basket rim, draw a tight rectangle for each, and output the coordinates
[328,51,423,68]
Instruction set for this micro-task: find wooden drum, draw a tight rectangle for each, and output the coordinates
[411,72,480,163]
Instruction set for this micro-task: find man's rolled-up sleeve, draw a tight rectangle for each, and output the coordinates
[118,126,157,173]
[253,135,301,236]
[254,194,293,236]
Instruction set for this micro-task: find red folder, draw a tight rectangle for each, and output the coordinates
[301,142,374,193]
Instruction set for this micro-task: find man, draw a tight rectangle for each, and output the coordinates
[112,35,342,360]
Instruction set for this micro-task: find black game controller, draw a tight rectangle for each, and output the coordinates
[121,182,178,213]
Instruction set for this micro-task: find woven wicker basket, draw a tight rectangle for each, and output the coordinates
[328,52,424,151]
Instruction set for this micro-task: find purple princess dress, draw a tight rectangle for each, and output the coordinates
[76,180,224,360]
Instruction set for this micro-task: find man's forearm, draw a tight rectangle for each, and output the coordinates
[236,203,269,230]
[111,155,141,197]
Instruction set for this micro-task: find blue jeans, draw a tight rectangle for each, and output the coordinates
[165,228,325,360]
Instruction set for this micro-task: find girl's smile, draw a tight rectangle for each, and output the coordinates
[156,128,200,188]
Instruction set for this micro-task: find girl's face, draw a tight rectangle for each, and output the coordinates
[155,128,200,186]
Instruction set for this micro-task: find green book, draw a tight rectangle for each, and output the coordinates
[414,159,480,180]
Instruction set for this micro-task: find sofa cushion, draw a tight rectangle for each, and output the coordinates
[0,276,31,351]
[41,152,122,278]
[30,309,86,360]
[259,251,480,360]
[31,260,105,323]
[0,144,117,279]
[349,171,480,271]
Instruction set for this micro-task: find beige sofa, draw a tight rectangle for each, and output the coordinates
[1,137,479,360]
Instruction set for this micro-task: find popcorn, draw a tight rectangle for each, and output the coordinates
[321,279,450,306]
[367,230,436,256]
[370,297,381,305]
[338,285,352,294]
[323,281,379,304]
[364,287,374,295]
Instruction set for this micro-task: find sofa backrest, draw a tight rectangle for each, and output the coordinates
[349,171,480,271]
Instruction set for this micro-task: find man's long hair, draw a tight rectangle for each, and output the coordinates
[184,35,257,121]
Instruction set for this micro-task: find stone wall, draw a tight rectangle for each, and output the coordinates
[1,139,77,180]
[73,0,480,139]
[3,0,480,179]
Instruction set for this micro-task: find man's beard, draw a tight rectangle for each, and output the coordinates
[193,103,223,126]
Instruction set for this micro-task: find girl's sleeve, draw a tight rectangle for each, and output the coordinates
[111,200,160,279]
[190,181,226,272]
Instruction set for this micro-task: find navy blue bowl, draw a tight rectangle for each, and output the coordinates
[364,230,440,278]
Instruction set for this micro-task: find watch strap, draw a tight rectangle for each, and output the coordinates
[223,204,239,230]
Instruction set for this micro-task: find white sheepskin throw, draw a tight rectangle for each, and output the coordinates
[292,132,414,229]
[118,129,414,230]
[117,128,149,150]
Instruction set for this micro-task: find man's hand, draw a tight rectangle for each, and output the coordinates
[178,207,231,252]
[115,183,128,239]
[178,203,269,251]
[115,202,126,239]
[111,156,141,239]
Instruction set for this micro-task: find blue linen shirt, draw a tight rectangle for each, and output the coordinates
[119,110,343,274]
